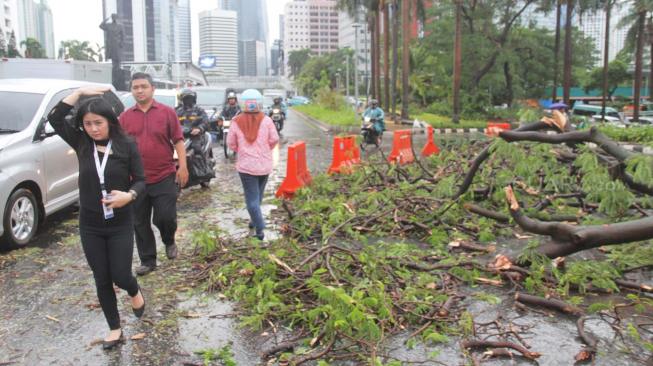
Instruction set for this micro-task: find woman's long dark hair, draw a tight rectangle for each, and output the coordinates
[74,97,131,156]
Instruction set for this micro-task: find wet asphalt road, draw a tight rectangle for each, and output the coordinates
[0,111,647,365]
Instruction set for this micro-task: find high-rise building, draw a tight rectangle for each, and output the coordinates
[284,0,339,75]
[338,5,370,75]
[579,4,631,66]
[219,0,269,76]
[239,39,266,76]
[35,0,54,58]
[271,39,284,76]
[1,0,18,48]
[279,14,285,40]
[199,9,238,77]
[102,0,190,63]
[15,0,54,58]
[175,0,191,62]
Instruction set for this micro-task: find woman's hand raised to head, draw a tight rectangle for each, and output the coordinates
[62,86,112,106]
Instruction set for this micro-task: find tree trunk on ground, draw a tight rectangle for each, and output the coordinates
[391,0,399,123]
[452,0,462,123]
[563,0,574,106]
[383,0,390,112]
[601,1,611,120]
[401,0,410,120]
[553,0,561,101]
[634,11,646,122]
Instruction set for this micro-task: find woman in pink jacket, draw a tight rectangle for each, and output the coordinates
[227,89,280,240]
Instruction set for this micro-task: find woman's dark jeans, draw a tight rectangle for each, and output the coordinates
[238,172,269,239]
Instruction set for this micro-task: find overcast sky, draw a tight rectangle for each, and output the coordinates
[49,0,289,62]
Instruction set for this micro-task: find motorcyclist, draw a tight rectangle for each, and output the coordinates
[362,99,385,143]
[176,89,209,147]
[268,96,287,130]
[217,90,242,139]
[176,89,212,187]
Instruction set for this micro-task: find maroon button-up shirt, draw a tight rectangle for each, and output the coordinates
[119,100,183,184]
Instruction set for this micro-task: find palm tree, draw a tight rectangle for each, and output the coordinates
[391,0,399,123]
[401,0,410,120]
[601,1,616,120]
[20,37,46,58]
[383,0,390,110]
[553,0,562,101]
[452,0,462,123]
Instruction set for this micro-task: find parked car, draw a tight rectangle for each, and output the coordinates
[571,103,625,126]
[623,102,653,124]
[194,86,227,114]
[0,79,122,248]
[288,96,311,106]
[120,88,179,109]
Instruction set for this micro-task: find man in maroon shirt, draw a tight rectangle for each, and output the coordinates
[119,72,189,275]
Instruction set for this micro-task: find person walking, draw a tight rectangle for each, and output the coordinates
[119,72,188,275]
[47,86,146,349]
[227,89,279,240]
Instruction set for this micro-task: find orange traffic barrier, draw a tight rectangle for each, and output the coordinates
[276,141,312,199]
[421,126,440,157]
[387,129,415,165]
[328,135,361,174]
[485,122,511,137]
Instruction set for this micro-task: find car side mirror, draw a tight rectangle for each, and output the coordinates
[41,121,57,139]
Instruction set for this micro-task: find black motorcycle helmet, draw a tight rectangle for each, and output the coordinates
[369,99,379,108]
[180,88,197,106]
[273,97,282,104]
[226,90,237,105]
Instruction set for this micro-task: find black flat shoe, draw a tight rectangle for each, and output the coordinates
[132,288,145,318]
[102,330,124,350]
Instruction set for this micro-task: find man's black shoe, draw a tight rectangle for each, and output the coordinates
[166,244,178,259]
[135,264,156,276]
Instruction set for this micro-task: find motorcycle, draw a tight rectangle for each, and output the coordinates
[221,118,236,158]
[360,116,382,150]
[181,126,215,188]
[270,108,284,132]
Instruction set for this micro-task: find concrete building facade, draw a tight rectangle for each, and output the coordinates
[102,0,190,63]
[219,0,269,76]
[198,9,238,77]
[284,0,339,75]
[338,4,370,75]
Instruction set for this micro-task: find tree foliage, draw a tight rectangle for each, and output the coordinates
[20,37,46,58]
[583,59,630,97]
[7,31,20,58]
[287,49,312,78]
[59,40,100,62]
[295,48,354,97]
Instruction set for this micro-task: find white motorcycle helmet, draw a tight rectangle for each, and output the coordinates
[240,89,263,113]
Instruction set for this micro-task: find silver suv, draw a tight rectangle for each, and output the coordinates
[0,79,121,248]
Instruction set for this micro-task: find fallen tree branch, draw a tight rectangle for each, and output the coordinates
[514,292,583,316]
[505,186,653,258]
[461,339,542,360]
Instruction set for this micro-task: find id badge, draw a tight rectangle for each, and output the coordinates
[101,190,114,219]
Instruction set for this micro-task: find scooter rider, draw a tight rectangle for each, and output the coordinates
[363,99,385,143]
[268,96,287,130]
[176,89,209,153]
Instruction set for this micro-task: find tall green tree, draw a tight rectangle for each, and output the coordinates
[7,31,20,58]
[584,59,630,98]
[20,37,46,58]
[0,30,6,57]
[287,49,312,78]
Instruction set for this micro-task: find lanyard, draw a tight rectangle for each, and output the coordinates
[93,140,112,189]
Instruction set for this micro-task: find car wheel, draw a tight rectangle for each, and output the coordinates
[1,188,39,248]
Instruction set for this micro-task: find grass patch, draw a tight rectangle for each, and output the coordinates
[599,125,653,147]
[294,104,358,126]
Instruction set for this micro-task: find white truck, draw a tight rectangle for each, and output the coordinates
[0,58,112,84]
